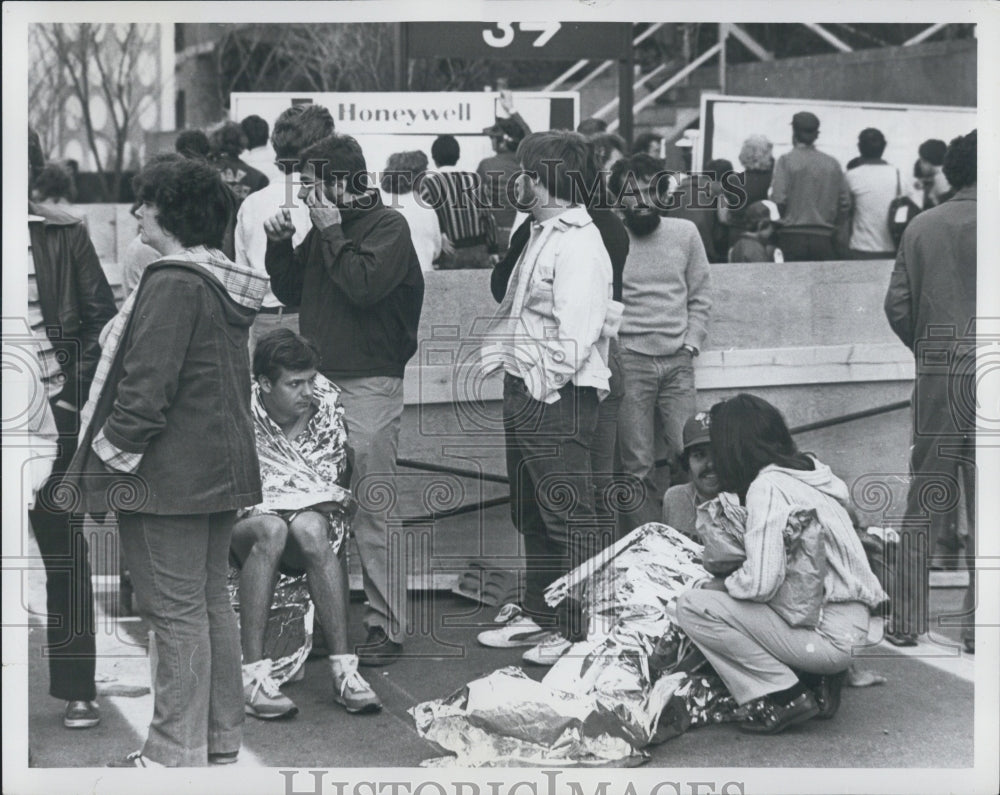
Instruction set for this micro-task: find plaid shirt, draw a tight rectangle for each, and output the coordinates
[85,246,268,473]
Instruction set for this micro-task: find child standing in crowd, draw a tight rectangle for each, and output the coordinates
[727,201,781,263]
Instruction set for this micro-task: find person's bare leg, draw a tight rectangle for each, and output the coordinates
[285,512,350,655]
[231,515,289,662]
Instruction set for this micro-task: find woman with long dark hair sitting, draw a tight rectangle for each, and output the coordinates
[676,394,886,734]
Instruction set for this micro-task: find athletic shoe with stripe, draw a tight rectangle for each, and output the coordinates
[477,604,550,648]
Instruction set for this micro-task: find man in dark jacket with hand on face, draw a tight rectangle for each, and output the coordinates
[265,133,424,667]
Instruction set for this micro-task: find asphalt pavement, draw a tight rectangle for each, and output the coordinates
[23,575,975,770]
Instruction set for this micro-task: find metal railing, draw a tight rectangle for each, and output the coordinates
[543,23,664,93]
[607,40,724,132]
[394,399,913,523]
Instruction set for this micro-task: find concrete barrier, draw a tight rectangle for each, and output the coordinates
[404,262,913,529]
[75,206,914,531]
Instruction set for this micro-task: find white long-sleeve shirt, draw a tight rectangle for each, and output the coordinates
[235,178,311,308]
[482,206,620,403]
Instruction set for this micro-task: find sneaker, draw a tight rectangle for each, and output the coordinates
[522,632,572,666]
[64,700,101,729]
[477,604,549,648]
[208,750,239,765]
[107,750,164,768]
[243,660,298,720]
[330,654,382,714]
[738,692,819,735]
[356,626,403,667]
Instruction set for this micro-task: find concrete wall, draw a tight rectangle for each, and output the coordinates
[76,216,914,535]
[726,39,977,107]
[399,264,913,530]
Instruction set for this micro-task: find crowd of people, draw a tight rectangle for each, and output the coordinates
[21,97,977,766]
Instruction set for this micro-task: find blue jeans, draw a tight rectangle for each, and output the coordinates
[117,511,243,766]
[616,348,696,529]
[503,374,605,629]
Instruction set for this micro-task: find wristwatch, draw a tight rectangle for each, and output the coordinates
[681,344,699,357]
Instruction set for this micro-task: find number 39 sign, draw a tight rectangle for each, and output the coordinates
[405,22,631,61]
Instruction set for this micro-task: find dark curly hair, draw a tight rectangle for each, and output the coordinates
[132,157,231,249]
[607,152,665,197]
[942,129,976,191]
[298,133,370,193]
[175,129,210,160]
[252,327,321,382]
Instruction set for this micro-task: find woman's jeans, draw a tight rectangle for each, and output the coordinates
[676,590,870,705]
[117,510,243,766]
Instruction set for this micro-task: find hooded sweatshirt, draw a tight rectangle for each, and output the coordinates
[724,457,886,610]
[65,248,267,515]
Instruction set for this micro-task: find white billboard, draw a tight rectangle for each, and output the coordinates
[698,94,975,179]
[229,91,578,177]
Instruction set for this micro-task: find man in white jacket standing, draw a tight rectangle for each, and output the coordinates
[478,131,620,666]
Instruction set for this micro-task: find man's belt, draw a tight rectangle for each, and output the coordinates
[258,305,299,315]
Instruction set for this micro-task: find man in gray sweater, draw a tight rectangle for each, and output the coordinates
[609,154,712,530]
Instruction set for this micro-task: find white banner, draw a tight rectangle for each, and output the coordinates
[230,91,578,175]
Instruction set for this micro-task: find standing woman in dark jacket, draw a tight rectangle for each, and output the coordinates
[65,156,268,767]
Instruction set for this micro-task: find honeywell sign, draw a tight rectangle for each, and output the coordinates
[336,97,477,133]
[231,92,576,136]
[230,91,577,174]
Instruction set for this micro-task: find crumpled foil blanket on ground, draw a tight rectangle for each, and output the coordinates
[410,523,742,767]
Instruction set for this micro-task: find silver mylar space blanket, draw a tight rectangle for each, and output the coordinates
[410,523,743,767]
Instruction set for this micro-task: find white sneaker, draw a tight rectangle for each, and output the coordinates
[330,654,382,714]
[522,633,572,666]
[477,604,549,648]
[243,659,298,720]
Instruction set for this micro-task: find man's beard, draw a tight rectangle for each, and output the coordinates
[623,206,661,236]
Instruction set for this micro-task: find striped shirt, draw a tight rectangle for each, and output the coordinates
[27,216,64,402]
[724,458,886,610]
[418,167,495,250]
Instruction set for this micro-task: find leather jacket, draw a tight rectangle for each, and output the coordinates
[28,201,117,410]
